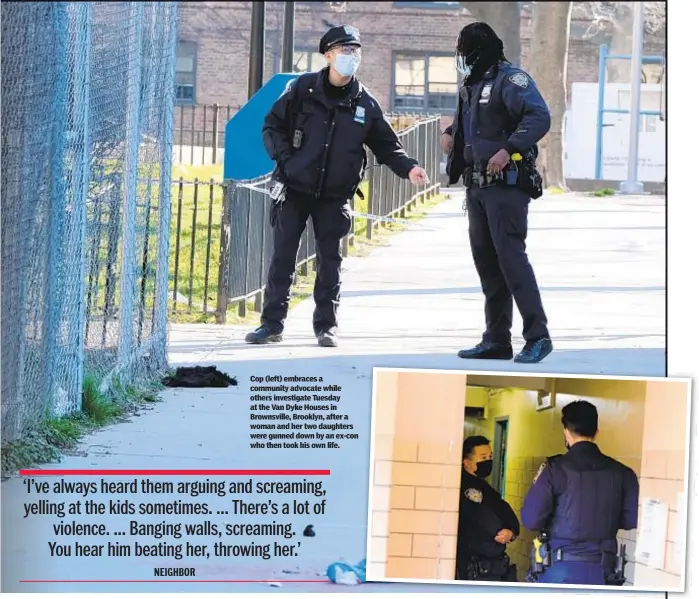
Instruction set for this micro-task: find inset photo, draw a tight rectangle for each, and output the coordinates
[366,368,691,592]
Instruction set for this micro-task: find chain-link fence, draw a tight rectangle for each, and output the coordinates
[1,1,178,443]
[215,115,442,322]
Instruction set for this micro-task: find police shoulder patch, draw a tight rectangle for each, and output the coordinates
[509,72,529,89]
[465,488,483,503]
[532,461,547,484]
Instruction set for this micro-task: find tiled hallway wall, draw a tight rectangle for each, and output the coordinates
[633,380,689,589]
[368,370,399,580]
[368,370,467,581]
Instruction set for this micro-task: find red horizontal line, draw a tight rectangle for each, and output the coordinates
[19,469,331,477]
[21,580,327,583]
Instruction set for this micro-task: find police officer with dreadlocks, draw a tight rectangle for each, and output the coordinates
[521,401,639,585]
[245,25,429,348]
[443,23,553,364]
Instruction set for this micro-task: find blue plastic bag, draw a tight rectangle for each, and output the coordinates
[326,558,367,585]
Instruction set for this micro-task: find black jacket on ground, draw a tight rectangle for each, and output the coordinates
[262,68,418,202]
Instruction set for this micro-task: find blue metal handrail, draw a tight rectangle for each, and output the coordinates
[594,44,665,180]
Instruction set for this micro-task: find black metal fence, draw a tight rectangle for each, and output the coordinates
[173,104,437,167]
[173,103,240,166]
[169,178,223,316]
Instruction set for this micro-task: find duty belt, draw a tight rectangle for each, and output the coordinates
[464,166,504,188]
[458,555,511,580]
[554,549,615,568]
[464,165,519,189]
[555,554,603,563]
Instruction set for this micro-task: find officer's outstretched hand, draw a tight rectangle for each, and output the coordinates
[487,149,511,175]
[494,529,515,544]
[408,166,430,186]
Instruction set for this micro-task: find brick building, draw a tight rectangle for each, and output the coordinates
[175,1,665,156]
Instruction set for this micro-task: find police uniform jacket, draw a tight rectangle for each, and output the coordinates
[457,471,521,561]
[445,61,551,186]
[262,68,418,202]
[521,441,639,564]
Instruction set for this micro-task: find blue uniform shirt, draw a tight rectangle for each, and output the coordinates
[445,61,551,184]
[521,442,639,564]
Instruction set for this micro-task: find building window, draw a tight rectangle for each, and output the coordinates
[393,53,458,113]
[292,49,327,73]
[176,41,196,105]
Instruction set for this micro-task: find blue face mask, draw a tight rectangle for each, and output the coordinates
[333,54,360,77]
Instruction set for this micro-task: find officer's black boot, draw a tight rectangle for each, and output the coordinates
[514,337,553,364]
[457,341,513,360]
[317,329,339,348]
[245,325,283,345]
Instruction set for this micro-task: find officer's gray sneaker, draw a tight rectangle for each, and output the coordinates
[317,330,338,348]
[245,326,283,344]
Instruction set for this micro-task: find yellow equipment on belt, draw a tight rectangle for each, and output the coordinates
[512,153,523,161]
[533,536,545,564]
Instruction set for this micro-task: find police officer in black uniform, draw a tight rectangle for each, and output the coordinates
[521,400,640,585]
[443,23,553,364]
[456,435,519,582]
[245,25,429,348]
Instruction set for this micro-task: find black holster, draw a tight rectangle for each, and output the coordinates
[515,159,544,199]
[458,555,511,580]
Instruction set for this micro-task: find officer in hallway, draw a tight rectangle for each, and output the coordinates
[245,25,429,348]
[521,400,640,585]
[442,22,553,364]
[456,435,519,582]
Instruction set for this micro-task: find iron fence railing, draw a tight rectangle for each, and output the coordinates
[172,103,437,167]
[173,103,239,166]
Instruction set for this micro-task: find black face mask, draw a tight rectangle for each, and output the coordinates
[475,459,493,479]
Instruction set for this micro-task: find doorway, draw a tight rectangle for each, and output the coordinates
[492,418,509,497]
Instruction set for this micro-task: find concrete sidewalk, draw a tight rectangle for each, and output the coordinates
[172,188,665,373]
[2,189,665,594]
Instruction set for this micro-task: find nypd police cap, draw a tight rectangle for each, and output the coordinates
[319,25,361,54]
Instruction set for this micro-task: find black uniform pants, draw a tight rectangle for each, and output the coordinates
[261,189,352,335]
[465,184,549,344]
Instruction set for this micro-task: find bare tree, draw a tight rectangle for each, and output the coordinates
[576,1,666,82]
[528,1,572,189]
[459,2,522,65]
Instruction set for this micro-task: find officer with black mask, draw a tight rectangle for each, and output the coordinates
[456,435,519,582]
[442,22,553,364]
[245,25,429,348]
[521,401,640,585]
